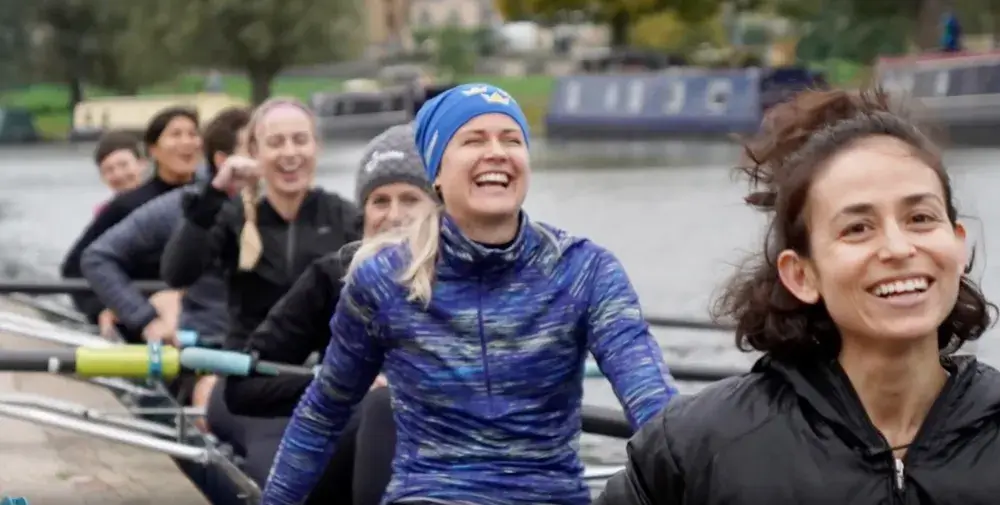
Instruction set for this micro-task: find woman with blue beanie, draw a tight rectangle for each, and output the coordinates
[262,83,678,505]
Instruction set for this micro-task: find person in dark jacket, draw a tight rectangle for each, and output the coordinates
[596,88,1000,505]
[80,107,251,420]
[264,83,678,505]
[159,98,361,493]
[81,107,249,344]
[217,123,436,505]
[62,107,203,327]
[160,98,362,351]
[92,130,146,215]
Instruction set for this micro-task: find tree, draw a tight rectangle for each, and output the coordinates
[135,0,365,105]
[434,27,478,76]
[30,0,183,104]
[0,0,32,94]
[630,10,726,53]
[31,0,100,109]
[496,0,724,47]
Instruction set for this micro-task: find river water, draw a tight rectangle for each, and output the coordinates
[1,140,999,466]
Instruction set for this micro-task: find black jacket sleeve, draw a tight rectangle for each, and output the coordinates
[340,197,363,243]
[594,407,685,505]
[223,252,347,417]
[161,184,237,288]
[61,198,134,322]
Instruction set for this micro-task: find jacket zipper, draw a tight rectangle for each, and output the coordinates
[892,457,905,495]
[476,276,494,409]
[285,221,297,278]
[834,363,957,504]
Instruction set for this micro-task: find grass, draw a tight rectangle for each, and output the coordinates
[0,73,558,140]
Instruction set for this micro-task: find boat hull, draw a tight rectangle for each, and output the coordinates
[544,68,820,140]
[878,51,1000,147]
[133,392,258,505]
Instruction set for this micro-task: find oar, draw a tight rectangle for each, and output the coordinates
[0,345,640,439]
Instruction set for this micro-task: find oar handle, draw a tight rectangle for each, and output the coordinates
[178,347,313,377]
[0,343,181,379]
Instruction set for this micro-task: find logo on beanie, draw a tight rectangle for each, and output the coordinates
[462,85,490,96]
[461,85,511,106]
[483,91,511,105]
[365,150,405,173]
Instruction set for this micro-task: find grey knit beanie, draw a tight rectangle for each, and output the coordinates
[355,122,435,205]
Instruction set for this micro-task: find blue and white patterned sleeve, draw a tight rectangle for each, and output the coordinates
[261,260,387,505]
[585,249,678,428]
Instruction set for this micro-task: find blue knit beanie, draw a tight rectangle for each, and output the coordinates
[413,83,530,182]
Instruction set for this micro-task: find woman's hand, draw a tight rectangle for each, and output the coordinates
[211,155,260,196]
[142,317,179,347]
[97,309,118,338]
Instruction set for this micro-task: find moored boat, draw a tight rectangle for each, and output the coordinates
[877,50,1000,146]
[68,94,249,142]
[311,83,452,140]
[544,66,825,140]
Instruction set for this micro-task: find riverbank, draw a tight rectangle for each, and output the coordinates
[1,74,556,140]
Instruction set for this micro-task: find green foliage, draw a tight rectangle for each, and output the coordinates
[434,27,478,77]
[125,0,365,103]
[28,0,184,96]
[630,10,726,52]
[0,0,32,92]
[495,0,724,46]
[783,0,910,65]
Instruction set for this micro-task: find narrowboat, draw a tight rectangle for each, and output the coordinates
[311,82,452,140]
[544,66,825,140]
[69,94,250,142]
[877,50,1000,146]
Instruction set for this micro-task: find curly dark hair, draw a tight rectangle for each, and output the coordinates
[712,87,996,364]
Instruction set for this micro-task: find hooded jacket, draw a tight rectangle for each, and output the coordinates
[161,184,361,349]
[596,354,1000,505]
[262,212,678,505]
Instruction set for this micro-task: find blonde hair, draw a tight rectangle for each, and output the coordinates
[347,204,441,306]
[237,97,316,271]
[346,206,559,307]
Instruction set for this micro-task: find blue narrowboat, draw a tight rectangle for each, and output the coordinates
[544,67,824,139]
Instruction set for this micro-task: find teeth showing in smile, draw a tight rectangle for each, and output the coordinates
[872,277,930,297]
[474,172,510,186]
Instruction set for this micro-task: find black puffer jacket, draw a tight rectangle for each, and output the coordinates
[161,185,361,349]
[224,243,359,417]
[597,354,1000,505]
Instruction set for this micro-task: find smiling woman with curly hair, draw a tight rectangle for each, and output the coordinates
[596,87,1000,505]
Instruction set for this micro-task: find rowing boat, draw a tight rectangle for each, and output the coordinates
[0,304,259,505]
[0,299,629,503]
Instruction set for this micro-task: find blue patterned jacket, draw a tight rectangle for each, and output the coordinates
[263,213,678,505]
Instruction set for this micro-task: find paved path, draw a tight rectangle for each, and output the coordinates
[0,303,209,504]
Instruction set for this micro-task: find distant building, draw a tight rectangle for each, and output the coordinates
[408,0,502,32]
[364,0,414,58]
[363,0,503,58]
